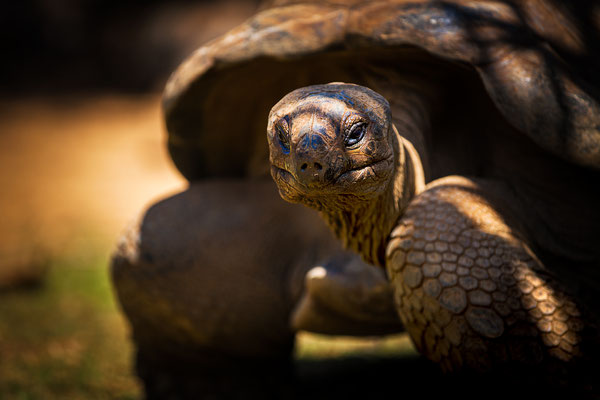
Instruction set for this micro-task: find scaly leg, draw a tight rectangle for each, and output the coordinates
[386,176,598,388]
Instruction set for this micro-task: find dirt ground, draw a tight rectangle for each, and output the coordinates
[0,95,186,281]
[0,94,189,398]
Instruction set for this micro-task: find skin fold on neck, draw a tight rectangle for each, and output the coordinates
[320,126,425,267]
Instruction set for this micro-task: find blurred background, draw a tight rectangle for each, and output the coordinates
[0,1,417,398]
[0,1,251,398]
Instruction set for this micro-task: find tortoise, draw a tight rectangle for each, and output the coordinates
[255,0,599,390]
[112,0,600,395]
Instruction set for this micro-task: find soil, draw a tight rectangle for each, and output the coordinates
[0,95,186,283]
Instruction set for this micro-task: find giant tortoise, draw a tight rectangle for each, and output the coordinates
[112,0,600,397]
[257,0,599,392]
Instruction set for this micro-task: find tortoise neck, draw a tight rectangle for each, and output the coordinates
[321,126,425,267]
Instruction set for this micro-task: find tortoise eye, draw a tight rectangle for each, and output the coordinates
[276,125,290,154]
[345,122,366,147]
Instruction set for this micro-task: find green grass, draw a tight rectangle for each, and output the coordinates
[296,332,416,359]
[0,249,142,400]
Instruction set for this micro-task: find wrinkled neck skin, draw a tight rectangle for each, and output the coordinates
[320,127,425,267]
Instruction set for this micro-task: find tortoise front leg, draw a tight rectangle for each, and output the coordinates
[291,251,403,336]
[386,176,597,387]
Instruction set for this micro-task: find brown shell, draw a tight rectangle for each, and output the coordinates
[164,0,600,180]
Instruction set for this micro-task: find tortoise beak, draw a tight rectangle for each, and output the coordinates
[292,132,335,188]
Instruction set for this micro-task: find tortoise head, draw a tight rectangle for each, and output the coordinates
[268,83,396,209]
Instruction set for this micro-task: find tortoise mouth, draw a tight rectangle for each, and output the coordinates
[271,165,328,194]
[333,156,393,187]
[271,155,393,196]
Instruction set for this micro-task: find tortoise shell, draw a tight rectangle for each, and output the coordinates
[163,0,600,181]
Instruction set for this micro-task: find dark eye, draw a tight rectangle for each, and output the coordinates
[345,122,366,147]
[276,125,290,154]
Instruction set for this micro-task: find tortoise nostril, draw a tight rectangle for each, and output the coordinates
[301,163,308,171]
[314,163,322,171]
